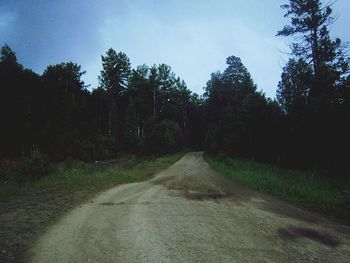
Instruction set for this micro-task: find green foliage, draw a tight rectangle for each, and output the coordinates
[99,49,131,93]
[22,149,49,179]
[277,58,312,115]
[77,136,118,162]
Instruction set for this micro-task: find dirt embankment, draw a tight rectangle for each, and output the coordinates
[29,152,350,263]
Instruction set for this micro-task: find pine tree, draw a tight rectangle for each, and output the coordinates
[277,0,349,103]
[98,49,131,137]
[277,0,350,172]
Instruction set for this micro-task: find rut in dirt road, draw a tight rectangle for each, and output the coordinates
[29,152,350,262]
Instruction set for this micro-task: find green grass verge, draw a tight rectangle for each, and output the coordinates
[206,155,350,221]
[0,153,183,199]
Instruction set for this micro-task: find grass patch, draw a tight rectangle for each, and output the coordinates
[0,152,183,263]
[0,153,183,199]
[206,155,350,221]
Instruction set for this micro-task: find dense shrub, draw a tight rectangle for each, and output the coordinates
[49,134,118,162]
[146,120,183,154]
[91,136,118,161]
[54,132,82,160]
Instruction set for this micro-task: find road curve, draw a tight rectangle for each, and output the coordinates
[29,152,350,262]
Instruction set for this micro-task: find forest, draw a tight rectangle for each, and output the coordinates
[1,0,350,180]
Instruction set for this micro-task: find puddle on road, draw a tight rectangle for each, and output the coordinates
[183,190,233,201]
[99,201,151,206]
[278,226,341,248]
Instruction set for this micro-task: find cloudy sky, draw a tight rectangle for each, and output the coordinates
[1,0,350,98]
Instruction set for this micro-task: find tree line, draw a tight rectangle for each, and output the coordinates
[0,45,203,161]
[1,0,349,178]
[202,0,350,177]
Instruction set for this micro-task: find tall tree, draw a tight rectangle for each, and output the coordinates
[124,97,138,151]
[203,56,279,161]
[149,65,158,120]
[277,0,349,104]
[128,64,153,137]
[98,49,131,137]
[277,0,350,172]
[99,49,131,93]
[0,45,41,157]
[41,62,88,158]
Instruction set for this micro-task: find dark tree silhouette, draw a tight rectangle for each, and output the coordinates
[277,0,350,174]
[203,56,282,162]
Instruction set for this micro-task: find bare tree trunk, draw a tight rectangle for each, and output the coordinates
[137,113,140,137]
[183,102,187,129]
[108,104,112,137]
[249,134,254,161]
[153,85,156,120]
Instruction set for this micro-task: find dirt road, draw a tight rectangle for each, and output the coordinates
[29,152,350,262]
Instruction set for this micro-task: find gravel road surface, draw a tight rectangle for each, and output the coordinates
[29,152,350,262]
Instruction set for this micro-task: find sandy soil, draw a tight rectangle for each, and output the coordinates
[29,152,350,262]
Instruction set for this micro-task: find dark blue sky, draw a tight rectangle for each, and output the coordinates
[1,0,350,97]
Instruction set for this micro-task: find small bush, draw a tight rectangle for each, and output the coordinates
[23,148,49,179]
